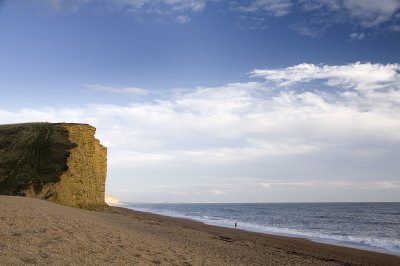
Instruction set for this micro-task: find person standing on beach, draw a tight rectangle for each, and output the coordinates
[235,222,237,229]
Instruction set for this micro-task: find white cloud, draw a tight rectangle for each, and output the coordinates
[261,182,271,188]
[29,0,400,31]
[237,0,292,17]
[342,0,400,27]
[39,0,207,13]
[163,0,206,12]
[175,15,191,24]
[349,32,365,40]
[367,181,400,189]
[391,25,400,32]
[300,0,400,27]
[237,0,400,35]
[292,24,326,38]
[207,189,226,195]
[1,62,400,202]
[262,180,400,190]
[299,0,340,12]
[83,84,150,95]
[41,0,92,11]
[251,62,400,91]
[238,0,400,29]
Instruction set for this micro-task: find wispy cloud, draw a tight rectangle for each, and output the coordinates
[236,0,400,34]
[25,0,400,34]
[261,180,400,190]
[367,181,400,189]
[207,189,226,195]
[391,24,400,32]
[83,84,150,95]
[341,0,400,27]
[299,0,400,27]
[237,0,293,17]
[39,0,92,11]
[349,32,365,41]
[291,24,327,38]
[175,15,191,24]
[35,0,207,23]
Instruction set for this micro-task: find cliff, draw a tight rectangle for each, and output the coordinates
[0,123,107,209]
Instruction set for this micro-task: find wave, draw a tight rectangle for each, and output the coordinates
[126,205,400,255]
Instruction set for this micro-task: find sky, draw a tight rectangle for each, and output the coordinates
[0,0,400,203]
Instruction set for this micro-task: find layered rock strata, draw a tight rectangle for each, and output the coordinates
[0,123,107,209]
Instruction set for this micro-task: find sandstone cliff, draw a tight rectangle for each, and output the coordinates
[0,123,107,209]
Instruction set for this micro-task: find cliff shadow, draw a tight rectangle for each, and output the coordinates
[0,123,77,198]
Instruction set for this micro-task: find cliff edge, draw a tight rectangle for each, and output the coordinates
[0,123,107,209]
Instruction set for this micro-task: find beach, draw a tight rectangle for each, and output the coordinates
[0,196,399,265]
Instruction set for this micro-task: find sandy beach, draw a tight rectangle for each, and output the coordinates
[0,196,399,265]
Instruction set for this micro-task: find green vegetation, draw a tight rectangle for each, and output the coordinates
[0,123,76,195]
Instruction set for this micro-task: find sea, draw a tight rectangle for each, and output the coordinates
[125,202,400,256]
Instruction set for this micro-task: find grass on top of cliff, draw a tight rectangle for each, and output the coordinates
[0,123,76,195]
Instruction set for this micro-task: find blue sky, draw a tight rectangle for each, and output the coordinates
[1,0,400,202]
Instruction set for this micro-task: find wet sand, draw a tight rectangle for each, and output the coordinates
[0,196,399,265]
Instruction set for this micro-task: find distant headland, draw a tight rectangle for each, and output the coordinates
[105,194,119,205]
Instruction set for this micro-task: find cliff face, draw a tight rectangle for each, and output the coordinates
[0,123,107,209]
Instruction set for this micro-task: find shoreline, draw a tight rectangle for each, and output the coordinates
[122,204,400,257]
[1,196,400,265]
[109,205,400,265]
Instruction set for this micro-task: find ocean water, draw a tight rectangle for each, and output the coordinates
[125,202,400,255]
